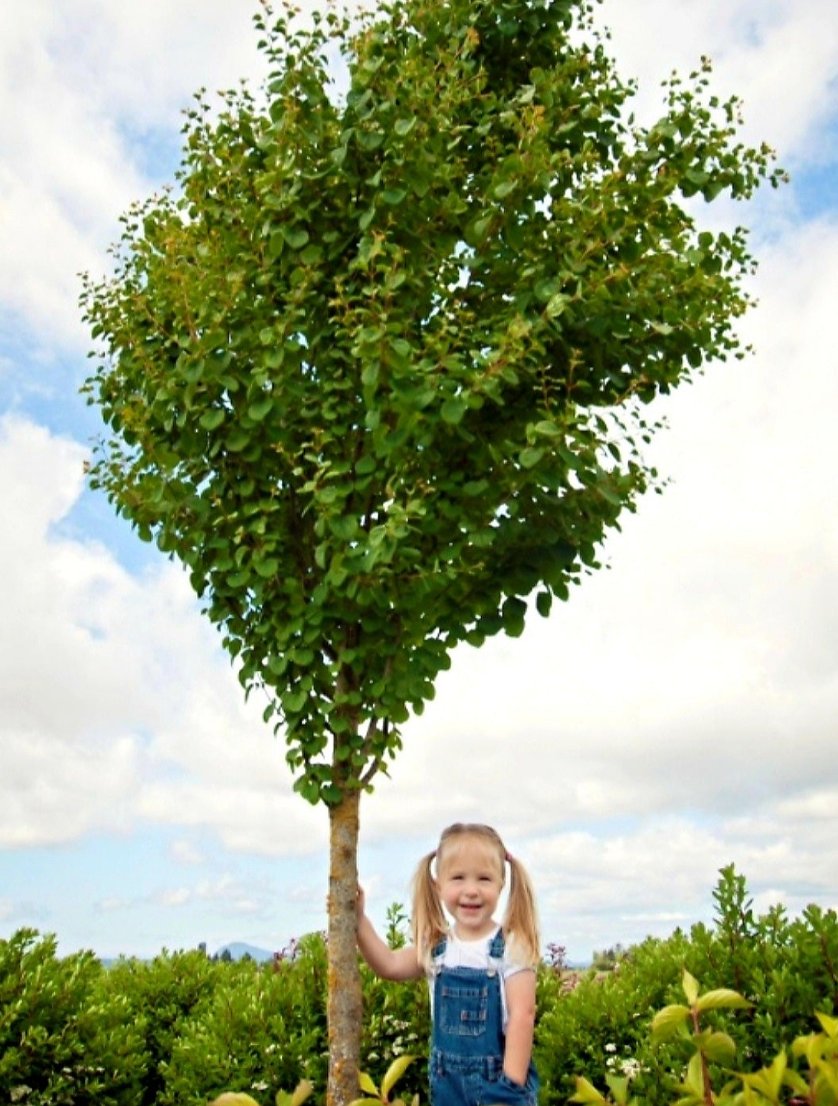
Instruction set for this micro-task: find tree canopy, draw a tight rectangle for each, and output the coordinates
[81,0,780,808]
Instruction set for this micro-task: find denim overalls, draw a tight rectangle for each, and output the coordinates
[429,930,539,1106]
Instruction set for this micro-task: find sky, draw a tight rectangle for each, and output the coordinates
[0,0,836,966]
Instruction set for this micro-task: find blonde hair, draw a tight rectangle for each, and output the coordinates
[411,823,540,969]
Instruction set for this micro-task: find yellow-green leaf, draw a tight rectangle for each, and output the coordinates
[695,988,751,1013]
[682,969,699,1006]
[570,1076,608,1105]
[382,1056,415,1099]
[651,1004,690,1040]
[289,1080,314,1106]
[358,1072,379,1098]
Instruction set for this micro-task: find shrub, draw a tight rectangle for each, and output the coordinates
[0,928,146,1106]
[360,905,430,1104]
[158,933,329,1105]
[572,970,838,1106]
[535,866,838,1106]
[102,946,221,1104]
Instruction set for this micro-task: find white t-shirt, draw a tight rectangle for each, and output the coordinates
[435,926,530,979]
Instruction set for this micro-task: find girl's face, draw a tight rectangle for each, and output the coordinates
[435,834,504,940]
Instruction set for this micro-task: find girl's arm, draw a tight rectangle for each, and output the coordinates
[502,969,537,1085]
[357,887,424,981]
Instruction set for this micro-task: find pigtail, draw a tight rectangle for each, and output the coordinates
[502,854,541,968]
[411,849,447,969]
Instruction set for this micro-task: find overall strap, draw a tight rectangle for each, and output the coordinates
[488,930,507,1026]
[488,930,506,959]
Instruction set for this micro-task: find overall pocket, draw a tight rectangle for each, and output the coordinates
[479,1072,537,1106]
[438,980,489,1038]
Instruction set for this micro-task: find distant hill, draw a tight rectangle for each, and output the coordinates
[214,941,275,963]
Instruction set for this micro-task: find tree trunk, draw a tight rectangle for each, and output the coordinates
[326,787,363,1106]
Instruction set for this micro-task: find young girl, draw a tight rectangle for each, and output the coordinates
[357,823,540,1106]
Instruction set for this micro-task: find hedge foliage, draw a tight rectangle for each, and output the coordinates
[1,868,836,1105]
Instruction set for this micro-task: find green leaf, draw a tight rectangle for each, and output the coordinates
[519,446,545,469]
[441,397,467,424]
[502,596,527,637]
[284,689,307,713]
[282,226,310,250]
[680,1052,705,1097]
[466,213,493,246]
[226,429,250,451]
[381,188,407,206]
[248,396,273,421]
[357,129,385,150]
[545,292,569,319]
[493,178,517,199]
[300,243,324,266]
[462,479,489,496]
[536,590,552,617]
[532,420,562,438]
[783,1070,810,1097]
[361,363,380,389]
[254,557,279,578]
[394,117,416,136]
[199,408,225,431]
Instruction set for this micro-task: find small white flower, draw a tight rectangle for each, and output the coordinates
[620,1058,641,1080]
[604,1043,617,1053]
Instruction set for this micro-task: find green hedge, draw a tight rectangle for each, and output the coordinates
[2,868,836,1105]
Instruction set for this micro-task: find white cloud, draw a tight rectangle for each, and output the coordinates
[151,874,270,917]
[169,839,206,866]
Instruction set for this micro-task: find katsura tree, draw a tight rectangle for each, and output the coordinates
[80,0,782,1102]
